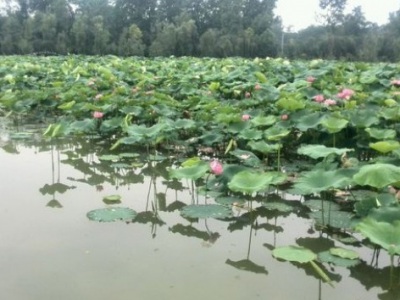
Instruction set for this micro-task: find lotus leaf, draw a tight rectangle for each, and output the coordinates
[356,218,400,256]
[87,207,137,222]
[180,204,232,219]
[293,169,352,194]
[250,115,276,127]
[353,163,400,189]
[228,170,287,194]
[262,202,294,212]
[321,116,348,134]
[247,140,281,154]
[329,247,359,260]
[264,126,291,141]
[103,194,122,204]
[169,162,209,180]
[297,144,353,159]
[309,210,354,229]
[272,245,316,263]
[365,128,396,140]
[293,111,323,131]
[318,251,360,267]
[369,140,400,153]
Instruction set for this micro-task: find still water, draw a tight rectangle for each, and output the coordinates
[0,131,397,300]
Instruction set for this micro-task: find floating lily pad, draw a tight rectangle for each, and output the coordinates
[169,162,209,180]
[318,251,360,267]
[180,204,232,219]
[87,207,137,222]
[262,201,295,213]
[272,245,316,263]
[329,247,359,260]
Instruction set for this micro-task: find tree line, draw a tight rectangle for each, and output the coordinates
[1,0,399,61]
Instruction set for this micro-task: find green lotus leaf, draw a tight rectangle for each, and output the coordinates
[356,218,400,256]
[68,119,96,134]
[247,140,280,154]
[103,194,122,204]
[180,204,232,219]
[297,144,353,159]
[318,251,360,267]
[230,149,262,167]
[238,129,263,140]
[262,202,294,213]
[276,97,305,111]
[353,163,400,189]
[365,128,396,140]
[181,157,202,167]
[250,115,276,127]
[368,206,400,224]
[87,207,137,222]
[293,169,352,194]
[98,154,120,161]
[329,247,359,260]
[228,170,287,194]
[272,245,316,263]
[321,116,348,134]
[309,210,354,229]
[125,123,166,138]
[347,109,380,128]
[173,119,196,129]
[264,126,291,141]
[293,111,323,131]
[379,107,400,121]
[169,162,209,180]
[369,140,400,153]
[215,196,246,206]
[303,199,341,211]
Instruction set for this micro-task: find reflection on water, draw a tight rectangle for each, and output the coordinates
[0,128,398,300]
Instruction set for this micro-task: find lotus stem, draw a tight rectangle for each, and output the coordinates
[309,260,334,287]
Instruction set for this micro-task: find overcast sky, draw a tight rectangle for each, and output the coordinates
[275,0,400,31]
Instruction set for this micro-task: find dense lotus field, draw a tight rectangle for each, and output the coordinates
[2,55,400,285]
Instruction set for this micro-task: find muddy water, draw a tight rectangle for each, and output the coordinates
[0,138,395,300]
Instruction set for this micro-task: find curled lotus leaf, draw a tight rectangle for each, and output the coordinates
[180,204,232,219]
[87,207,137,222]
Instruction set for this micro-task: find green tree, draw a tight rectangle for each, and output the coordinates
[118,24,145,56]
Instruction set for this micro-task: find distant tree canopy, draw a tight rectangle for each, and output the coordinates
[0,0,399,61]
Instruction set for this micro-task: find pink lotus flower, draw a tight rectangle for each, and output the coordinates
[242,114,251,121]
[313,94,325,103]
[93,111,104,119]
[245,92,251,98]
[210,160,223,175]
[337,88,354,100]
[281,114,289,121]
[391,79,400,86]
[306,76,315,83]
[324,99,337,106]
[95,93,103,100]
[254,84,261,90]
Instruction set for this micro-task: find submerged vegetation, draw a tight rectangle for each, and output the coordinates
[2,54,400,294]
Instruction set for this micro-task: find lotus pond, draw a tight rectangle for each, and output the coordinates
[1,55,400,299]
